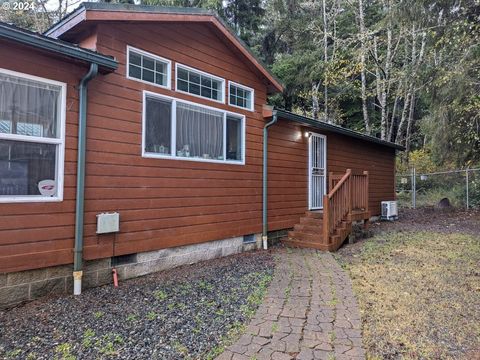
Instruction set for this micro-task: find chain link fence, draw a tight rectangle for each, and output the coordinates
[396,168,480,209]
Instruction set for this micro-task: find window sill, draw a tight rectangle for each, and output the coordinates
[175,88,225,105]
[0,196,63,203]
[142,152,245,165]
[228,102,255,112]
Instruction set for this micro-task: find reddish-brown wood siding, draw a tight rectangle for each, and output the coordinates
[266,119,396,232]
[0,23,397,274]
[81,22,268,259]
[0,40,85,272]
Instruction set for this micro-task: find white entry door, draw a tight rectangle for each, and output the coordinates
[308,133,327,210]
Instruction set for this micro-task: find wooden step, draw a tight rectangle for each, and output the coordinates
[294,223,323,233]
[288,230,323,242]
[300,217,323,226]
[305,211,324,219]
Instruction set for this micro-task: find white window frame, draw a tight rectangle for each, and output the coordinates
[0,67,66,203]
[175,63,225,104]
[228,81,254,112]
[126,45,172,90]
[142,90,245,165]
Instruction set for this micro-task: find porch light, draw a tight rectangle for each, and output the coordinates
[304,131,311,138]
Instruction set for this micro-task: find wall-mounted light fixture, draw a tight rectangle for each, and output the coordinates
[304,131,311,138]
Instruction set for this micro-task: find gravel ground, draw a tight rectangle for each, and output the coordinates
[335,208,480,359]
[0,250,274,360]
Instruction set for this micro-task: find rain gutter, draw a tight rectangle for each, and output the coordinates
[73,63,98,295]
[262,110,278,249]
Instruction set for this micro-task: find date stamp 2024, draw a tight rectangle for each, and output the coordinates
[1,1,36,11]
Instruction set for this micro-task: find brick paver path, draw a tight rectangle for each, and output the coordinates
[217,248,365,360]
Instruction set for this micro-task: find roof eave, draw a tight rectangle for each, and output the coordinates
[273,108,405,151]
[0,23,117,71]
[45,6,87,39]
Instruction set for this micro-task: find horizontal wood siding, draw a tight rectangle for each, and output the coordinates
[266,120,396,232]
[81,23,268,259]
[0,40,85,272]
[0,24,397,273]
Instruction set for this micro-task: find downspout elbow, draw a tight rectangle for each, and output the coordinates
[73,63,98,295]
[262,111,278,250]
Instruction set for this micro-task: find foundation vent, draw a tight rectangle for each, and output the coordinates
[243,234,256,244]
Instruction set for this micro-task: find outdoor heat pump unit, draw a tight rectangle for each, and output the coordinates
[381,201,398,221]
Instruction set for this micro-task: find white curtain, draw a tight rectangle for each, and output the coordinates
[176,102,224,160]
[0,73,60,196]
[0,73,59,138]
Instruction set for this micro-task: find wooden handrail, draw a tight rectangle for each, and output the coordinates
[324,169,369,246]
[323,169,352,244]
[327,169,352,198]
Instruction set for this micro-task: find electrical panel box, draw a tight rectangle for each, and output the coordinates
[96,212,120,234]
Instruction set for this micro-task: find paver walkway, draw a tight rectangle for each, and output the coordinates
[217,248,365,360]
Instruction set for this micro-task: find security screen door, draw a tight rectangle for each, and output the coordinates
[308,133,327,210]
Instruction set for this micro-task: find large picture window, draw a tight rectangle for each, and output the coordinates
[0,69,65,202]
[143,92,244,164]
[175,64,225,103]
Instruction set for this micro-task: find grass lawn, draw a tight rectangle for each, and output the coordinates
[336,210,480,359]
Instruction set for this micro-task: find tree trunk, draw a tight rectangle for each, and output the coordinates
[380,28,392,140]
[405,94,416,153]
[388,83,402,142]
[312,82,321,120]
[358,0,369,133]
[322,0,329,122]
[396,83,413,143]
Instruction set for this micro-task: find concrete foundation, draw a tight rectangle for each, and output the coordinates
[0,234,262,309]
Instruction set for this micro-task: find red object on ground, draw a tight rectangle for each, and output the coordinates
[112,268,119,287]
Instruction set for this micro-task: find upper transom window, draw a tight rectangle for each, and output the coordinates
[229,81,254,111]
[175,64,225,103]
[127,46,171,89]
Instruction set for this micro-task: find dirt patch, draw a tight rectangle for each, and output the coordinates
[335,209,480,359]
[339,208,480,264]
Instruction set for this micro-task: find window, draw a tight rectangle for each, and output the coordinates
[127,46,171,89]
[0,68,65,202]
[229,81,254,111]
[176,64,225,103]
[143,92,244,164]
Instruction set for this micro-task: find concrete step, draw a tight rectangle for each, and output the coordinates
[294,223,323,234]
[305,211,324,219]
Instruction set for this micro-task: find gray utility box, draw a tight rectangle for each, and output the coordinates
[96,212,120,234]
